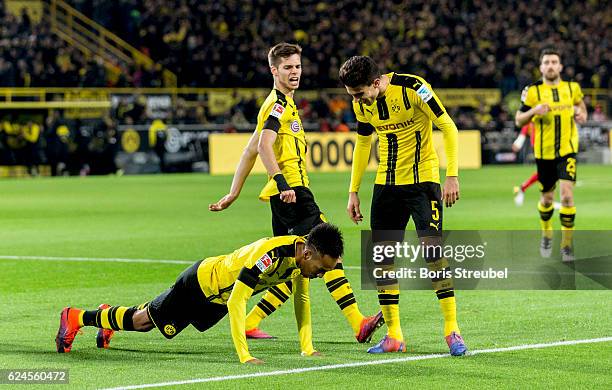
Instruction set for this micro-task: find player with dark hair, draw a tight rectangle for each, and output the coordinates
[339,55,466,356]
[209,43,383,342]
[56,224,343,364]
[515,48,587,261]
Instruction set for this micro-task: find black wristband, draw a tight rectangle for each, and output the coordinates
[273,174,291,192]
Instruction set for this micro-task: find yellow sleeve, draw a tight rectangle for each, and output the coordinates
[349,132,372,192]
[227,279,256,363]
[409,78,447,121]
[522,86,537,108]
[292,275,316,355]
[571,82,584,105]
[433,113,459,177]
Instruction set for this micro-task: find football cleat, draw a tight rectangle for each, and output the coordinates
[540,236,552,258]
[356,311,385,343]
[561,246,575,263]
[55,307,83,353]
[513,187,524,206]
[245,328,276,339]
[96,304,115,349]
[445,331,467,356]
[367,335,406,353]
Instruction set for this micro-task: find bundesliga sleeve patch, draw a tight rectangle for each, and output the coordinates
[416,84,433,103]
[269,103,285,119]
[255,253,273,272]
[520,86,529,103]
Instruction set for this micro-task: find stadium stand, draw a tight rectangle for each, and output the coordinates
[0,0,609,176]
[66,0,610,91]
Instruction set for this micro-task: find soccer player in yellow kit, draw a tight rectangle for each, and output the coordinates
[210,43,383,343]
[55,224,343,364]
[339,56,466,355]
[515,48,587,262]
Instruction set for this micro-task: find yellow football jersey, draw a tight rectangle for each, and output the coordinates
[196,235,304,305]
[521,80,583,159]
[256,89,309,200]
[352,72,457,186]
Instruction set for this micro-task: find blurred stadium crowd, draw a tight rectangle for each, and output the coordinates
[2,0,609,91]
[0,0,610,175]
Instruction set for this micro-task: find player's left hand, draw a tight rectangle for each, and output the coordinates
[208,193,237,211]
[574,108,587,124]
[442,176,460,207]
[301,350,322,357]
[280,189,296,203]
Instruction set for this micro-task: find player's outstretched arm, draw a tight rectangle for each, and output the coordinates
[227,280,260,363]
[258,129,296,203]
[292,275,319,357]
[347,130,372,224]
[209,130,259,211]
[434,113,460,207]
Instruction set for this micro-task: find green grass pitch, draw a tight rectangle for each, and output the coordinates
[1,165,611,389]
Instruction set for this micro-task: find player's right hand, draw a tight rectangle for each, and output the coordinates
[208,193,237,211]
[280,189,296,203]
[533,104,551,116]
[245,357,264,364]
[347,192,363,224]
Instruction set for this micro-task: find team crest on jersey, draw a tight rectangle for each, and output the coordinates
[270,103,285,119]
[290,120,301,133]
[391,99,401,113]
[255,253,273,272]
[416,84,433,102]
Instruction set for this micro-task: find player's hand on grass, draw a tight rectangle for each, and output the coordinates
[245,357,264,365]
[301,350,322,357]
[442,177,460,208]
[533,104,550,116]
[208,193,237,211]
[280,189,296,203]
[347,192,363,224]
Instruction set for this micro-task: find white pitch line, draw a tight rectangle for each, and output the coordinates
[0,255,192,265]
[100,337,612,390]
[0,255,363,269]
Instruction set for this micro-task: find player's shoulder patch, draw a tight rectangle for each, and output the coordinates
[255,252,274,272]
[520,85,530,102]
[390,73,425,91]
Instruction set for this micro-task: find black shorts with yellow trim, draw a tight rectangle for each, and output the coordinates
[270,186,326,236]
[370,182,443,238]
[536,153,577,193]
[148,260,228,339]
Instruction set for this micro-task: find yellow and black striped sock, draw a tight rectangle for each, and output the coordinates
[428,258,460,336]
[323,263,364,334]
[538,202,554,238]
[245,282,292,330]
[82,302,148,331]
[378,289,402,340]
[560,206,576,247]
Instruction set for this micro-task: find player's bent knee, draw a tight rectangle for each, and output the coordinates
[132,309,154,331]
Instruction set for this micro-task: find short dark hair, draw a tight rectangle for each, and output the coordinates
[540,48,562,63]
[339,56,380,88]
[268,42,302,67]
[306,223,344,259]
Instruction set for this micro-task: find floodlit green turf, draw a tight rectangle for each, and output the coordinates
[1,165,611,389]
